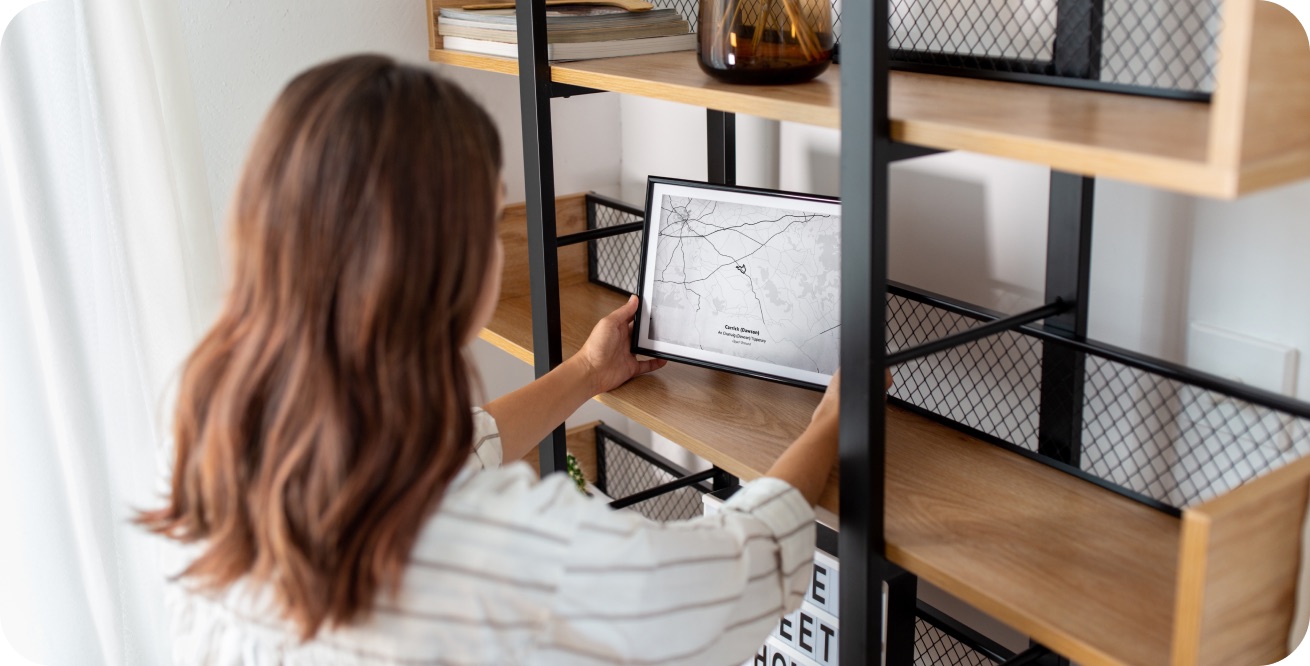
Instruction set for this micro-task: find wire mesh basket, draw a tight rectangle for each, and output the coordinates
[581,196,1310,514]
[653,0,1219,99]
[586,194,644,295]
[888,0,1221,98]
[594,423,710,522]
[887,286,1310,511]
[914,606,1013,666]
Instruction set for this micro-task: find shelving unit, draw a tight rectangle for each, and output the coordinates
[426,1,1310,664]
[428,1,1310,198]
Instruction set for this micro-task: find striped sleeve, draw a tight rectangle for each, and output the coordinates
[539,477,815,665]
[469,407,503,470]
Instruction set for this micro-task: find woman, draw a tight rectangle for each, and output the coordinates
[141,54,847,665]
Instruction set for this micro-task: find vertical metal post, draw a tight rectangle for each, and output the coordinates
[1053,0,1104,79]
[707,109,736,186]
[1037,173,1094,666]
[706,108,740,494]
[1039,173,1094,471]
[839,0,892,662]
[711,467,740,493]
[885,567,918,666]
[517,0,568,475]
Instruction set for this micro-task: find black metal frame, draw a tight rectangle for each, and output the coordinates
[839,1,892,664]
[517,0,569,476]
[508,0,1281,663]
[1038,173,1094,472]
[885,60,1213,103]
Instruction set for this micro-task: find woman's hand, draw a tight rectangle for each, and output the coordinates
[772,366,892,506]
[575,295,667,395]
[811,370,841,430]
[809,367,892,430]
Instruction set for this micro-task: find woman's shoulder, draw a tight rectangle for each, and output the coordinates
[423,463,596,542]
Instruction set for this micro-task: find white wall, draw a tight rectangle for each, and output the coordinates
[1187,181,1310,400]
[176,0,623,221]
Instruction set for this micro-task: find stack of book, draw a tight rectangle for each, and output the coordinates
[438,2,696,61]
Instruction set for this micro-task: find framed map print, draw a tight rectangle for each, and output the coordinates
[633,176,841,391]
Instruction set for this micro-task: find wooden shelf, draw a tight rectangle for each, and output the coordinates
[429,1,1310,199]
[487,196,1179,665]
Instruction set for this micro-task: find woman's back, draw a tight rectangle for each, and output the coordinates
[143,53,843,665]
[167,410,815,665]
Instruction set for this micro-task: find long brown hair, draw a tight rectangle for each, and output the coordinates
[139,54,503,638]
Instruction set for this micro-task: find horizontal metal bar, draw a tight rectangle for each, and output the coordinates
[891,50,1058,76]
[888,282,1310,420]
[558,221,643,246]
[608,468,717,509]
[550,82,605,98]
[999,645,1055,666]
[889,280,1008,321]
[888,59,1211,102]
[889,396,1183,516]
[887,300,1071,365]
[916,601,1017,664]
[586,191,645,218]
[889,142,945,162]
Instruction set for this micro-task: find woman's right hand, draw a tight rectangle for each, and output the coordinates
[811,370,840,429]
[809,368,891,430]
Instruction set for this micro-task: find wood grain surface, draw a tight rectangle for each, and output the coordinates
[429,0,1310,199]
[1227,1,1310,194]
[1171,454,1310,666]
[481,199,1181,666]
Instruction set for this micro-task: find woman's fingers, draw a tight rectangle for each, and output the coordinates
[635,358,667,375]
[608,295,639,324]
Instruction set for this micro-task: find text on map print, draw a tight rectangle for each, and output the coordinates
[649,194,840,375]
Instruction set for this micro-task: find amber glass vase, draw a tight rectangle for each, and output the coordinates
[698,0,834,85]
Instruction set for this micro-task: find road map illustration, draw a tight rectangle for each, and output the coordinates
[647,193,840,375]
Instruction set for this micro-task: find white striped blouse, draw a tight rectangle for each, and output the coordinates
[166,409,817,665]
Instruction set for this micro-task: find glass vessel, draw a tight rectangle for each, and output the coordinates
[698,0,834,85]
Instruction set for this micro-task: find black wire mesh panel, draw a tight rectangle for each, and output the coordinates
[887,291,1043,450]
[587,195,643,295]
[577,199,1310,512]
[913,618,1005,666]
[651,0,699,28]
[1082,355,1310,507]
[888,0,1221,98]
[595,425,707,522]
[886,285,1310,511]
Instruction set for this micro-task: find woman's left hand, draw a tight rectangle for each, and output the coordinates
[576,295,668,395]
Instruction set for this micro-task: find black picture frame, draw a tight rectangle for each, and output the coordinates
[631,176,841,393]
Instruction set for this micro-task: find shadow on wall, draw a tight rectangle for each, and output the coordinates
[804,146,1043,313]
[886,167,993,304]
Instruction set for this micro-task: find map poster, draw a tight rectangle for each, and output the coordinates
[634,177,841,390]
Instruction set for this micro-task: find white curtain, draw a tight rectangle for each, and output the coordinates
[0,0,221,663]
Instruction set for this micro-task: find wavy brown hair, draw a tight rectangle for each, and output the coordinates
[138,54,502,638]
